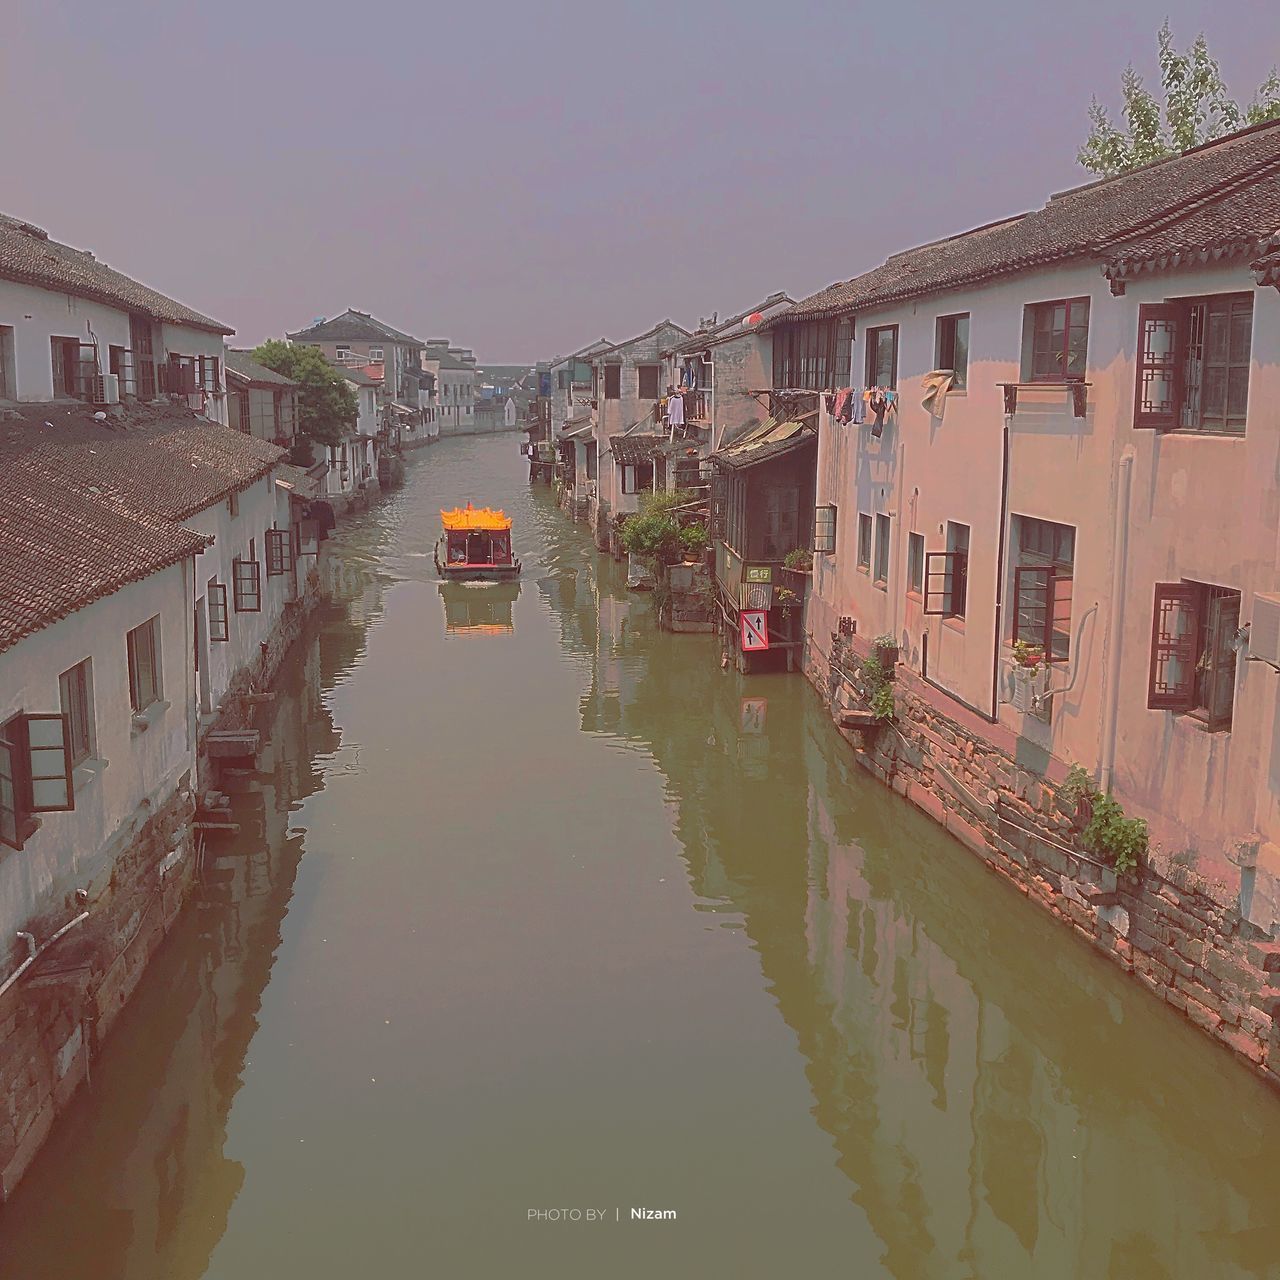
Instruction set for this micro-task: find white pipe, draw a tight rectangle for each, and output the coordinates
[1098,449,1135,794]
[0,914,89,1001]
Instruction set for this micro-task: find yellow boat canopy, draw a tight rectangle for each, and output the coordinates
[441,502,512,531]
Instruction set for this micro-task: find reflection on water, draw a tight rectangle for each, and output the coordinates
[2,436,1279,1279]
[439,580,521,636]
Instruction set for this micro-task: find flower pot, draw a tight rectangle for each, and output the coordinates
[872,642,898,677]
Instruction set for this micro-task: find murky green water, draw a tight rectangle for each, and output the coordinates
[2,434,1280,1279]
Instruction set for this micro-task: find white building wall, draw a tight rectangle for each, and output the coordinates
[0,559,195,944]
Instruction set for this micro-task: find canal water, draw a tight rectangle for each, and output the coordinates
[3,434,1280,1279]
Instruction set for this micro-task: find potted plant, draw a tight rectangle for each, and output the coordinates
[679,522,708,563]
[872,632,899,671]
[1011,639,1045,670]
[783,546,813,573]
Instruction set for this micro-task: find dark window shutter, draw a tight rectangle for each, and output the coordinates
[23,714,74,813]
[1148,583,1200,710]
[266,528,293,577]
[0,735,21,849]
[1203,592,1240,730]
[1134,304,1184,429]
[710,473,727,539]
[604,365,621,399]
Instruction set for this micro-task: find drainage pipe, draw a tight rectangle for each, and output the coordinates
[0,912,90,1002]
[1098,449,1135,795]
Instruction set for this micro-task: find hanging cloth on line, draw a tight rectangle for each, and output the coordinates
[920,370,954,420]
[666,393,685,428]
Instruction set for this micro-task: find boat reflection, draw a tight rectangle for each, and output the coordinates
[438,580,521,636]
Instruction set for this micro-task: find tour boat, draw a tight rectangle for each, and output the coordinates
[434,503,522,581]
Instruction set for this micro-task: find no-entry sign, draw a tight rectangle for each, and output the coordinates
[740,609,769,652]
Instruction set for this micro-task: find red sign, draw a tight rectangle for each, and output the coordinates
[740,609,769,652]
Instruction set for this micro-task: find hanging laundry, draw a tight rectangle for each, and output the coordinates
[666,392,685,429]
[834,388,854,424]
[825,393,837,416]
[849,390,866,425]
[920,370,954,420]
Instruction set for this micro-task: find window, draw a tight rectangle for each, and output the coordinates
[336,345,351,359]
[604,365,621,399]
[865,326,898,388]
[1134,295,1252,435]
[208,579,230,641]
[814,504,837,554]
[164,354,199,395]
[266,528,293,577]
[925,523,969,618]
[621,462,653,494]
[1023,298,1090,381]
[637,365,660,399]
[51,337,87,398]
[762,487,799,560]
[874,513,891,585]
[369,346,384,360]
[857,513,873,570]
[58,660,94,766]
[1011,516,1075,661]
[1148,581,1240,730]
[0,713,75,847]
[127,617,162,712]
[198,354,220,394]
[1,326,17,399]
[935,314,969,390]
[233,558,261,612]
[228,490,239,519]
[907,532,925,595]
[586,441,597,481]
[772,318,844,391]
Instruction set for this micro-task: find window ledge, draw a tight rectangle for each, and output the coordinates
[1156,430,1246,441]
[131,701,170,737]
[856,564,871,576]
[1176,711,1232,736]
[873,579,888,592]
[906,589,924,603]
[72,757,108,793]
[942,616,967,635]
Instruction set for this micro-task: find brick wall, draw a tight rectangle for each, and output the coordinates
[805,629,1280,1087]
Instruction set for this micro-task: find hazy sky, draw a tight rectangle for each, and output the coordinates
[5,1,1278,361]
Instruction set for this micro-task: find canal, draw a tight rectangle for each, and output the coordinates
[2,434,1280,1279]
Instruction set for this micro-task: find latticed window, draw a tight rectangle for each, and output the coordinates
[772,318,844,391]
[925,523,970,619]
[813,504,837,554]
[266,528,293,577]
[1134,295,1252,435]
[1148,581,1240,730]
[232,558,262,613]
[208,580,230,641]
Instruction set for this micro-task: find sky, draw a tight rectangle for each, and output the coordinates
[4,0,1278,362]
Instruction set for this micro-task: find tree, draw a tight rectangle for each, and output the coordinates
[250,339,358,448]
[1078,22,1280,176]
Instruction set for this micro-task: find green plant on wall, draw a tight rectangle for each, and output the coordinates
[1079,791,1148,875]
[870,683,895,721]
[1058,763,1095,807]
[679,523,709,556]
[783,547,813,572]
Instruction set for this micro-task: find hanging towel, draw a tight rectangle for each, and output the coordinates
[666,393,685,428]
[849,390,866,425]
[920,370,954,420]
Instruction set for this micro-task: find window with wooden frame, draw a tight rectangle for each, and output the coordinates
[198,355,221,394]
[710,472,728,540]
[865,326,898,389]
[935,314,969,390]
[0,712,75,848]
[907,532,925,596]
[266,528,293,577]
[924,522,969,618]
[1134,294,1252,435]
[1022,298,1090,381]
[1148,581,1240,730]
[620,462,654,494]
[873,513,891,585]
[604,365,621,400]
[164,354,199,395]
[772,318,844,391]
[1010,516,1075,661]
[813,504,837,554]
[58,659,94,767]
[762,486,799,560]
[207,579,230,640]
[857,513,873,570]
[637,365,661,400]
[127,617,162,712]
[51,337,92,399]
[232,558,262,612]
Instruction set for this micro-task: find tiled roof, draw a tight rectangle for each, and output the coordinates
[674,293,794,354]
[779,118,1280,321]
[594,320,692,359]
[0,404,283,522]
[0,213,233,335]
[609,433,666,465]
[226,350,298,387]
[711,419,816,471]
[287,309,424,345]
[0,403,284,653]
[335,364,380,387]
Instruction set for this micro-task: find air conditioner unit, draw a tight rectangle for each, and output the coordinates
[1249,594,1280,667]
[90,373,120,405]
[1010,664,1052,721]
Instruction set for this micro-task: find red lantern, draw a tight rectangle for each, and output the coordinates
[745,312,763,326]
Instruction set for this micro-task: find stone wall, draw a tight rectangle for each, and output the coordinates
[805,629,1280,1088]
[0,784,196,1199]
[660,562,716,633]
